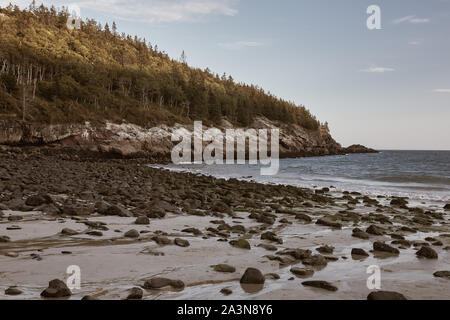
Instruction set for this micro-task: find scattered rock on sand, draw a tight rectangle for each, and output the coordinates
[258,243,278,251]
[317,245,334,254]
[5,287,23,296]
[295,213,312,223]
[182,228,202,236]
[433,271,450,279]
[240,268,265,284]
[144,278,185,290]
[390,198,408,207]
[351,248,369,257]
[220,288,232,296]
[366,225,386,236]
[174,238,190,247]
[213,264,236,273]
[302,254,328,267]
[265,273,280,280]
[290,267,314,277]
[416,246,438,259]
[0,235,11,242]
[124,229,140,238]
[302,281,338,292]
[135,216,150,225]
[261,231,283,244]
[234,238,251,250]
[367,291,407,300]
[61,228,79,236]
[373,242,399,254]
[127,287,143,300]
[41,279,72,298]
[316,218,342,229]
[352,228,370,240]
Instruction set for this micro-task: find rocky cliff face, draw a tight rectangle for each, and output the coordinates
[0,118,375,159]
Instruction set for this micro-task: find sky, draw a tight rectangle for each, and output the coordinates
[2,0,450,150]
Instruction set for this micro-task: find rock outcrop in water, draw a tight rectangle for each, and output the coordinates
[0,118,375,160]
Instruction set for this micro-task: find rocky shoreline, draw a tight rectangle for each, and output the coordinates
[0,149,448,300]
[0,118,377,160]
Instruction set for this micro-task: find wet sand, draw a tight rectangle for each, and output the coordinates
[0,149,449,300]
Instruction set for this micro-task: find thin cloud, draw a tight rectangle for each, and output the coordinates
[393,15,430,24]
[360,66,395,73]
[409,40,423,46]
[218,41,264,50]
[0,0,239,23]
[434,89,450,93]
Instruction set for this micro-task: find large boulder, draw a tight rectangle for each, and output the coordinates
[240,268,265,285]
[40,279,72,298]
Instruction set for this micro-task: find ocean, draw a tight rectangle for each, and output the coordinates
[152,150,450,203]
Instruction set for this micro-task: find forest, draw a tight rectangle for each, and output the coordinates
[0,3,322,129]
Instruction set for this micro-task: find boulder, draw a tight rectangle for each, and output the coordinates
[367,291,407,300]
[40,279,72,298]
[416,246,438,259]
[240,268,265,284]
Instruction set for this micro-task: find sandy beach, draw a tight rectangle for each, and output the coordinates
[0,149,449,300]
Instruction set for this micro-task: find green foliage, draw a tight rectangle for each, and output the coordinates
[0,4,321,129]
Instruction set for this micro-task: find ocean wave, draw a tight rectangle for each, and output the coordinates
[374,175,450,185]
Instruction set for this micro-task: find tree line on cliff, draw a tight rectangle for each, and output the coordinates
[0,3,323,130]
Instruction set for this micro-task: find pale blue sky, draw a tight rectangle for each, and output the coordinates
[4,0,450,150]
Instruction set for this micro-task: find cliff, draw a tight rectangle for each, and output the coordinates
[0,118,357,160]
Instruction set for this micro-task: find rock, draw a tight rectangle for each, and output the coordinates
[25,194,52,207]
[174,238,190,247]
[143,278,185,290]
[135,216,150,225]
[261,231,283,244]
[302,254,328,267]
[81,295,99,300]
[295,213,312,223]
[182,228,202,236]
[391,240,411,247]
[234,238,251,250]
[433,271,450,279]
[213,264,236,273]
[265,273,281,280]
[278,248,312,260]
[86,231,103,237]
[124,229,140,238]
[152,235,172,245]
[443,204,450,210]
[258,243,277,251]
[390,198,408,206]
[0,235,11,242]
[416,246,438,259]
[316,218,342,229]
[317,245,334,254]
[126,287,143,300]
[5,287,23,296]
[240,268,265,284]
[104,205,132,217]
[290,267,314,277]
[211,201,232,214]
[8,215,23,221]
[61,228,79,236]
[220,288,233,296]
[351,248,369,257]
[40,279,72,298]
[366,225,385,236]
[373,242,400,254]
[62,205,93,216]
[367,291,407,300]
[302,281,338,292]
[352,229,370,240]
